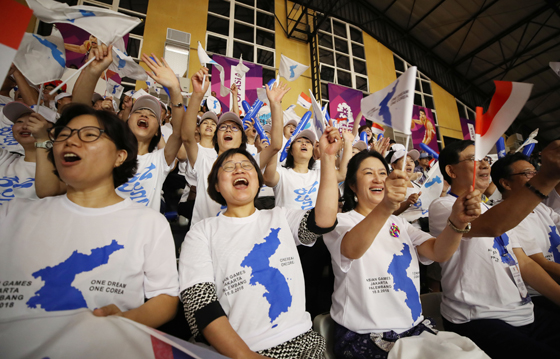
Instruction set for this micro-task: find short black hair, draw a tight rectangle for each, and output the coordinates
[212,122,247,153]
[283,137,316,170]
[48,104,138,188]
[491,153,532,193]
[207,148,263,206]
[342,150,389,212]
[439,140,474,185]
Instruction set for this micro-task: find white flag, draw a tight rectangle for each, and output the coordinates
[197,41,230,97]
[515,128,539,153]
[26,0,141,45]
[109,47,148,81]
[361,66,416,135]
[207,95,221,114]
[0,308,228,359]
[13,28,66,85]
[308,90,326,139]
[234,54,250,79]
[550,62,560,78]
[418,162,444,212]
[132,88,149,100]
[279,54,309,82]
[106,78,124,99]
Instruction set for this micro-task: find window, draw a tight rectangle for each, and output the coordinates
[206,0,275,82]
[456,99,476,121]
[394,54,442,149]
[317,15,368,106]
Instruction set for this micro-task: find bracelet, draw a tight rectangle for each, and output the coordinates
[171,102,183,108]
[524,182,548,200]
[447,218,471,233]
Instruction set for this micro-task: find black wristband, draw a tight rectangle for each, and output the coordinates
[525,182,548,200]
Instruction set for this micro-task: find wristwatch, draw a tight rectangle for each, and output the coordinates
[447,218,471,233]
[35,140,53,150]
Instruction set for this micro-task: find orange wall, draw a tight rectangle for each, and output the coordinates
[431,81,463,146]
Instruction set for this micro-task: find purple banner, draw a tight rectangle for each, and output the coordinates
[211,54,262,113]
[57,23,127,83]
[328,83,363,130]
[411,105,439,153]
[460,117,475,140]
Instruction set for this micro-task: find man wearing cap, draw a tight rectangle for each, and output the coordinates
[0,102,56,204]
[415,151,432,185]
[54,92,73,115]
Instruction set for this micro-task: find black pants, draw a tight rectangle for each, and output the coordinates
[443,305,560,358]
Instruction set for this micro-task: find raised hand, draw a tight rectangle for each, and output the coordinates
[538,140,560,181]
[230,82,238,94]
[450,186,481,227]
[341,127,354,144]
[27,113,52,142]
[86,44,113,77]
[122,95,132,110]
[319,126,341,157]
[381,169,408,212]
[372,136,391,156]
[191,67,209,95]
[406,192,421,206]
[141,53,181,91]
[101,96,114,112]
[265,81,290,105]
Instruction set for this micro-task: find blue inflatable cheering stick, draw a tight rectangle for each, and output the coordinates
[420,143,439,160]
[280,111,312,162]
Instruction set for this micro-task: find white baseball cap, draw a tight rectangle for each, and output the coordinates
[3,102,57,124]
[389,143,420,164]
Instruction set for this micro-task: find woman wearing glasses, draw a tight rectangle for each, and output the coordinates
[0,104,179,328]
[182,67,288,226]
[179,126,340,358]
[33,47,185,213]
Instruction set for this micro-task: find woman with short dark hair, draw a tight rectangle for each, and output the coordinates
[0,103,179,328]
[179,127,341,358]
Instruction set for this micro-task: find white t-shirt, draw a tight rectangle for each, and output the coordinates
[515,202,560,296]
[0,109,24,154]
[324,211,433,334]
[543,188,560,215]
[246,143,258,157]
[0,196,179,321]
[273,166,321,210]
[116,148,173,212]
[0,150,38,205]
[429,195,534,326]
[179,207,313,352]
[160,123,173,142]
[191,145,222,225]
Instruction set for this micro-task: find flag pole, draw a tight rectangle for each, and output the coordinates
[402,134,410,172]
[48,57,95,96]
[104,71,108,97]
[35,84,44,113]
[472,106,484,189]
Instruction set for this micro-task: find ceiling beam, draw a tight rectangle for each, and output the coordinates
[428,0,499,51]
[406,0,447,33]
[529,83,560,101]
[517,66,553,82]
[470,30,560,80]
[452,4,555,66]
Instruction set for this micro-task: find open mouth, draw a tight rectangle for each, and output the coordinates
[224,134,233,141]
[19,131,32,137]
[233,178,249,189]
[478,173,489,180]
[370,187,384,194]
[137,119,149,128]
[301,147,308,152]
[63,152,81,163]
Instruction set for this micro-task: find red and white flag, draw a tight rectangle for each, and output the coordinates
[0,0,33,84]
[371,122,385,137]
[475,81,533,160]
[297,91,311,109]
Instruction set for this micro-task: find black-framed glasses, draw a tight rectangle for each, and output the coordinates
[457,156,492,165]
[49,126,105,143]
[221,160,254,172]
[509,170,538,179]
[218,124,240,132]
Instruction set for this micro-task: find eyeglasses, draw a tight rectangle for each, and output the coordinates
[221,160,254,172]
[457,156,492,165]
[218,124,240,132]
[49,126,105,143]
[509,170,538,179]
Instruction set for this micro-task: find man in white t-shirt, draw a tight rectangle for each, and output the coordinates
[429,139,560,359]
[491,152,560,313]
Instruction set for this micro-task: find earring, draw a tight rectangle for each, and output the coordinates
[354,195,358,202]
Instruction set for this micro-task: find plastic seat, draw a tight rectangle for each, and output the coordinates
[420,292,444,331]
[313,313,336,359]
